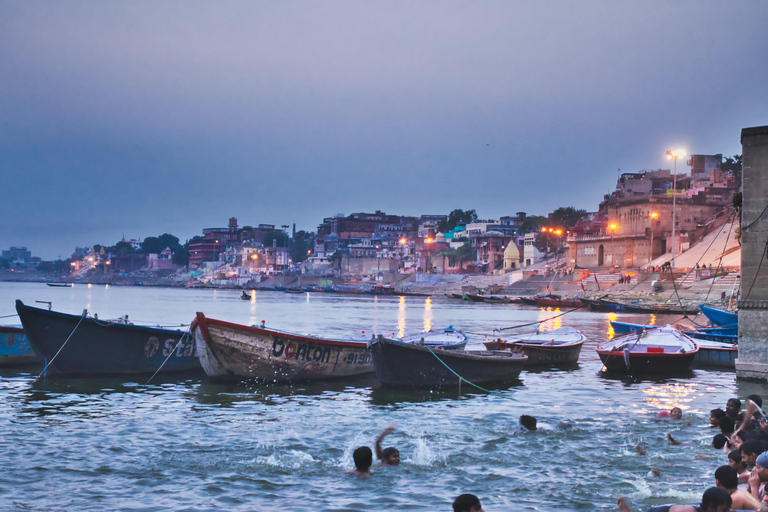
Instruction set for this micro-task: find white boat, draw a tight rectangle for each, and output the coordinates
[399,326,467,350]
[484,326,585,365]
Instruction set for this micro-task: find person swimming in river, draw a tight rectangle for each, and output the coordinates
[617,486,732,512]
[347,446,373,475]
[520,414,572,431]
[375,423,400,465]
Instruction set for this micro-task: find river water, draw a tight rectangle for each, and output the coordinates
[0,282,763,511]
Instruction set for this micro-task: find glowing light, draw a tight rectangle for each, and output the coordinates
[426,238,433,243]
[400,238,407,245]
[251,254,258,260]
[650,212,659,219]
[666,149,686,160]
[609,223,618,230]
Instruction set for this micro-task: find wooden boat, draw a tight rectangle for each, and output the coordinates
[0,325,39,365]
[698,326,738,336]
[610,320,658,335]
[15,300,200,376]
[534,297,584,308]
[241,291,251,300]
[693,339,737,368]
[462,293,486,302]
[683,331,738,343]
[400,326,468,350]
[596,325,698,374]
[368,335,527,388]
[193,312,373,382]
[700,304,738,327]
[483,326,584,366]
[46,282,73,287]
[590,298,698,315]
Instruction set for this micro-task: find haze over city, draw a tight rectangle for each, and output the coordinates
[2,1,767,260]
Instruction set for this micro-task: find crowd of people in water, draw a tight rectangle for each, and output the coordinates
[350,396,768,511]
[615,395,768,512]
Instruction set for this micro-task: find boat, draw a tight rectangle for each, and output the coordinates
[399,326,468,350]
[698,326,738,336]
[15,300,200,376]
[483,326,585,366]
[610,320,658,335]
[241,291,251,300]
[45,282,73,287]
[534,297,584,309]
[683,331,738,343]
[0,325,39,365]
[462,293,486,302]
[692,339,737,368]
[582,298,698,315]
[700,304,738,327]
[368,335,527,388]
[596,325,699,374]
[193,312,373,382]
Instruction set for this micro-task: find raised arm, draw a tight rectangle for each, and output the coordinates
[375,423,397,460]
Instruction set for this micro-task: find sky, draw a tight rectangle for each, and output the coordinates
[2,1,767,260]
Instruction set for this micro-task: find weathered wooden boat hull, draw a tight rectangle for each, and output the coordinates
[193,313,373,382]
[15,300,199,375]
[693,340,737,368]
[369,335,527,388]
[0,326,39,365]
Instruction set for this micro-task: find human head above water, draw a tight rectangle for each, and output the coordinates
[381,446,400,465]
[353,446,373,473]
[670,407,683,419]
[714,464,738,490]
[520,415,537,431]
[726,398,742,418]
[700,486,732,511]
[452,493,483,512]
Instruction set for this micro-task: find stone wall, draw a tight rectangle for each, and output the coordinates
[736,125,768,381]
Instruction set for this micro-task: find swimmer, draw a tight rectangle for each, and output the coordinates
[748,452,768,505]
[726,398,742,419]
[453,493,484,512]
[617,486,732,512]
[375,423,400,466]
[347,446,372,475]
[519,414,572,431]
[709,409,726,428]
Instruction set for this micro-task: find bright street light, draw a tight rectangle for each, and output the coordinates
[666,149,686,271]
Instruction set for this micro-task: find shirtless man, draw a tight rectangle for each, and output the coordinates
[347,446,373,475]
[748,452,768,506]
[714,465,760,510]
[617,487,732,512]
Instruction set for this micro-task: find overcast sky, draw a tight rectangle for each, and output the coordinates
[2,1,766,259]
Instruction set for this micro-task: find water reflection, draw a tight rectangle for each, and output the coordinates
[423,297,432,332]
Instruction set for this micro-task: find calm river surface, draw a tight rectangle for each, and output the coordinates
[0,282,762,511]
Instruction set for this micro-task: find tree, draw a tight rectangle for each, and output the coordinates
[722,154,742,184]
[549,207,588,230]
[288,230,314,264]
[141,233,182,254]
[438,243,477,267]
[437,209,479,233]
[518,215,547,234]
[263,231,289,248]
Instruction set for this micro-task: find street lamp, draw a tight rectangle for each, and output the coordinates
[666,149,685,271]
[649,212,658,263]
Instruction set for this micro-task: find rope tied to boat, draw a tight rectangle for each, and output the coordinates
[146,326,193,384]
[424,345,506,397]
[35,309,88,381]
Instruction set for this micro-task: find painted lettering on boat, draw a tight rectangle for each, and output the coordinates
[271,338,332,363]
[343,352,371,365]
[145,336,194,358]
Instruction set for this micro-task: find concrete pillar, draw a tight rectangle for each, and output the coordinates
[736,125,768,381]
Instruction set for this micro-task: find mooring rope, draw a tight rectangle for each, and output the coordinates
[145,326,193,384]
[424,345,507,396]
[0,313,19,319]
[35,309,88,381]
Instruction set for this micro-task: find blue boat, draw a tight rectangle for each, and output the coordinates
[683,331,739,343]
[700,304,738,328]
[0,325,39,365]
[609,320,658,335]
[693,339,737,369]
[16,300,201,376]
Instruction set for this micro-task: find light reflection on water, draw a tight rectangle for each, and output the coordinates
[0,282,765,511]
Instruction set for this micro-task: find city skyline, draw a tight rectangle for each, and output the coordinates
[2,1,766,259]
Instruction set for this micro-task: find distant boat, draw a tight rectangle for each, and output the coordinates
[0,325,39,366]
[483,326,585,366]
[700,304,738,328]
[45,282,72,287]
[583,298,698,315]
[15,300,200,376]
[399,326,468,350]
[534,297,584,308]
[596,325,698,375]
[368,335,527,388]
[193,312,373,382]
[241,291,251,300]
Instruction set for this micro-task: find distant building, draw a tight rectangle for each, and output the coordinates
[2,246,31,261]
